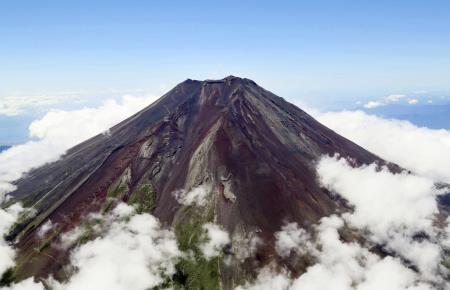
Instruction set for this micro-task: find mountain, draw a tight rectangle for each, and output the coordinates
[4,76,394,288]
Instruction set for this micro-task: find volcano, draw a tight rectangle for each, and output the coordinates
[4,76,393,289]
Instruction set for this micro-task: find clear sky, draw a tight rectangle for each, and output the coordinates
[1,1,450,120]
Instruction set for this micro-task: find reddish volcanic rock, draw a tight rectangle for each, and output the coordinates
[7,76,390,285]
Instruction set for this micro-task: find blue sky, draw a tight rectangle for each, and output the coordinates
[1,1,450,143]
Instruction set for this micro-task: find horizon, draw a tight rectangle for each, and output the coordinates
[2,1,450,105]
[1,2,450,289]
[3,1,450,144]
[2,73,450,145]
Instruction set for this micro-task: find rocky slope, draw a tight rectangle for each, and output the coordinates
[3,76,394,289]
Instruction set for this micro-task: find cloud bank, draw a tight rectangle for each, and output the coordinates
[1,97,450,289]
[50,204,181,290]
[200,223,230,259]
[0,95,156,198]
[0,95,156,289]
[0,204,23,276]
[363,94,406,109]
[317,156,446,282]
[0,95,68,116]
[245,215,439,290]
[174,186,210,207]
[315,110,450,183]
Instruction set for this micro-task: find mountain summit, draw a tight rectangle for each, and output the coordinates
[6,76,387,288]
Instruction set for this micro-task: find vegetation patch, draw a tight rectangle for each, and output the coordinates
[102,181,129,213]
[0,268,15,287]
[127,184,156,214]
[107,183,128,199]
[169,205,222,290]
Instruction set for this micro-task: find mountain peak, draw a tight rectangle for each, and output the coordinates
[181,75,257,86]
[7,77,383,286]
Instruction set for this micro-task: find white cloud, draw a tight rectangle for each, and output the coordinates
[363,94,406,109]
[37,220,54,238]
[316,156,445,282]
[230,233,262,262]
[0,94,156,199]
[1,90,450,290]
[236,108,450,289]
[238,215,438,290]
[234,267,291,290]
[174,185,210,207]
[314,110,450,183]
[0,203,46,290]
[0,278,45,290]
[384,94,406,102]
[275,222,310,258]
[317,156,439,237]
[0,204,24,276]
[50,204,181,290]
[443,217,450,248]
[111,202,135,218]
[59,227,85,250]
[408,99,419,105]
[0,95,68,116]
[199,223,230,259]
[363,101,384,109]
[0,95,156,289]
[289,215,439,290]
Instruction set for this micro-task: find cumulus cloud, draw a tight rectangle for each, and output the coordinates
[443,217,450,249]
[37,220,54,238]
[0,95,155,289]
[169,106,450,289]
[317,156,440,237]
[408,99,419,105]
[0,95,68,116]
[2,202,183,290]
[317,155,446,282]
[0,94,156,198]
[363,94,406,109]
[363,101,384,109]
[230,233,263,262]
[0,204,24,276]
[199,223,230,259]
[0,203,47,290]
[1,90,450,290]
[174,185,210,207]
[50,203,181,290]
[237,215,438,290]
[314,110,450,183]
[275,222,310,258]
[252,151,449,289]
[384,94,406,102]
[234,267,291,290]
[0,278,45,290]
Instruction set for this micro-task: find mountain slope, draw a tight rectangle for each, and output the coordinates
[5,76,392,287]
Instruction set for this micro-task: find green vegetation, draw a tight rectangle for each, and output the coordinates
[127,184,156,214]
[170,206,222,290]
[107,183,128,199]
[442,260,450,270]
[0,268,15,287]
[102,181,129,213]
[150,202,222,290]
[6,208,37,239]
